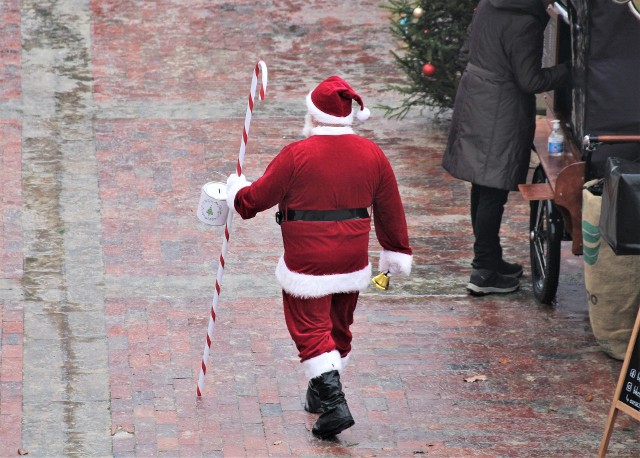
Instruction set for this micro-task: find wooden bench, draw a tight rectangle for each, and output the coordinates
[518,117,585,255]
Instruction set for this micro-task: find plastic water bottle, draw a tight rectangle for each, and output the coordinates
[548,119,564,156]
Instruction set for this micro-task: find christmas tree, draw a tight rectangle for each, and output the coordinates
[381,0,476,118]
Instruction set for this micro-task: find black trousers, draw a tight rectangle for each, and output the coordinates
[470,183,510,271]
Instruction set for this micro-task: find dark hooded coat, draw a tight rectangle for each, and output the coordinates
[442,0,570,191]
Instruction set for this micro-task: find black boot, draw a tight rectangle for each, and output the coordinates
[304,376,323,413]
[311,370,355,439]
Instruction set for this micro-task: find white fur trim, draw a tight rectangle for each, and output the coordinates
[306,91,354,125]
[276,256,371,298]
[340,353,351,373]
[311,125,354,136]
[378,250,412,276]
[225,174,251,210]
[303,350,342,379]
[356,107,370,121]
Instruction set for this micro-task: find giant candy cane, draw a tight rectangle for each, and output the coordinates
[197,61,268,396]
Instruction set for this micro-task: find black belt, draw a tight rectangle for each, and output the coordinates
[275,208,369,225]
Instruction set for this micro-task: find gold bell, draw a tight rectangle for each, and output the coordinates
[371,271,390,291]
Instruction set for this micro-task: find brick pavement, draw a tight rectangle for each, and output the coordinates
[2,0,640,457]
[0,0,23,453]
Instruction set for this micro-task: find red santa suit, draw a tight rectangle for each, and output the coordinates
[226,76,412,380]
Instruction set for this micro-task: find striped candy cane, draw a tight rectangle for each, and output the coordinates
[197,60,268,397]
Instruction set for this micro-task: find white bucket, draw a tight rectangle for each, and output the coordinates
[196,181,229,226]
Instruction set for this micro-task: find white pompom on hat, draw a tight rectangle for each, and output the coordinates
[306,76,371,125]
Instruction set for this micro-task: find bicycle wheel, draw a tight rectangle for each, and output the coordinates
[529,166,563,304]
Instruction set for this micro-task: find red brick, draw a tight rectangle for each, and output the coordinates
[0,358,21,382]
[2,320,22,334]
[155,410,177,425]
[157,436,179,451]
[111,384,132,399]
[1,344,22,358]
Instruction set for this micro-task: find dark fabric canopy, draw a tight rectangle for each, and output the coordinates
[581,0,640,177]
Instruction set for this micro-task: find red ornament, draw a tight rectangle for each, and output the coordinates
[422,63,436,77]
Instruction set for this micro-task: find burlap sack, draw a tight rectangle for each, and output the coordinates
[582,180,640,360]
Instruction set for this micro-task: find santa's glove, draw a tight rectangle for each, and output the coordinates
[225,173,251,210]
[378,250,413,276]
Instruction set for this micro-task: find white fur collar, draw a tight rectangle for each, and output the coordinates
[311,125,355,136]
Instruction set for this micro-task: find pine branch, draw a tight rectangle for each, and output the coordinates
[381,0,475,118]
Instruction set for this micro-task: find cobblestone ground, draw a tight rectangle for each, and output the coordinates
[1,0,640,457]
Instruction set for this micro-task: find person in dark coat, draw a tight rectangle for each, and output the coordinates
[442,0,570,295]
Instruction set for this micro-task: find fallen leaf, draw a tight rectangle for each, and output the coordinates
[464,375,488,383]
[525,375,536,382]
[17,450,29,456]
[548,406,558,412]
[585,394,594,402]
[498,357,510,364]
[273,440,282,445]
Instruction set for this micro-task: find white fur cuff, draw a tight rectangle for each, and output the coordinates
[378,250,412,276]
[303,350,342,379]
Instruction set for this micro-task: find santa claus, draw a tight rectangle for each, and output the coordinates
[226,75,412,439]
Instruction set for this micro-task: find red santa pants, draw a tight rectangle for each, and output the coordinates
[282,290,358,362]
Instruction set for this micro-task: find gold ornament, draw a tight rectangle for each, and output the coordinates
[371,271,390,291]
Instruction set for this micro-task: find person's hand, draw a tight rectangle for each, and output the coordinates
[225,173,250,209]
[545,2,559,20]
[385,261,406,276]
[226,173,246,188]
[378,250,413,276]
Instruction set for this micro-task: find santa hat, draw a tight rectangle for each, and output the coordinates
[306,76,371,125]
